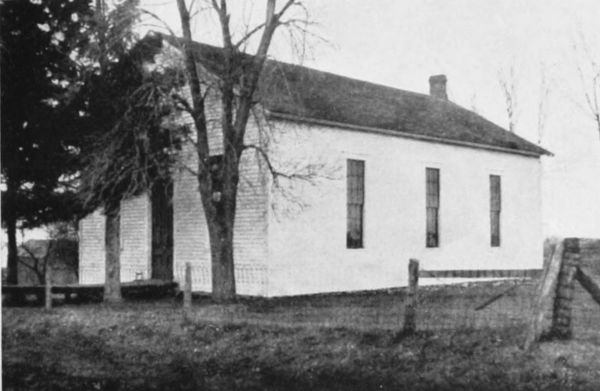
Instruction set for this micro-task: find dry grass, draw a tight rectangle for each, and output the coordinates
[3,280,600,390]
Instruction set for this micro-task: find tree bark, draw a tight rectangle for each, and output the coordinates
[104,201,122,303]
[151,178,173,280]
[207,216,236,302]
[205,151,239,302]
[175,0,293,302]
[5,179,19,285]
[205,191,237,301]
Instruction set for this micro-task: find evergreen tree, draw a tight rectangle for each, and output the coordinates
[1,0,94,284]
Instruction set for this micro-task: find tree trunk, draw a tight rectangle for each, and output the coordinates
[151,177,173,280]
[104,201,122,303]
[204,153,238,302]
[5,180,19,285]
[207,217,236,302]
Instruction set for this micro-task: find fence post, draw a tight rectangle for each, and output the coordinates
[45,263,52,310]
[575,266,600,306]
[183,262,192,314]
[523,240,564,350]
[403,259,419,334]
[549,238,580,339]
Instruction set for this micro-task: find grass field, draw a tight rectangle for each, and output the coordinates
[3,280,600,390]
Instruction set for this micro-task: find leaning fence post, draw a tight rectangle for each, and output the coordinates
[45,263,52,310]
[549,238,580,339]
[183,262,192,314]
[403,259,419,334]
[524,240,564,350]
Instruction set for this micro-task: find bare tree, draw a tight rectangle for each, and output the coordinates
[497,64,520,133]
[572,29,600,141]
[173,0,308,301]
[18,242,54,285]
[536,64,552,145]
[18,222,78,285]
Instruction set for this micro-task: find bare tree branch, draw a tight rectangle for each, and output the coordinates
[176,0,213,183]
[572,28,600,141]
[174,0,312,301]
[212,0,233,50]
[19,244,46,284]
[537,64,552,145]
[243,143,332,185]
[497,63,519,133]
[139,9,177,37]
[234,21,267,49]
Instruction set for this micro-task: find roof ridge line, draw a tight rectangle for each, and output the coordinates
[153,32,551,157]
[266,110,551,157]
[157,32,431,100]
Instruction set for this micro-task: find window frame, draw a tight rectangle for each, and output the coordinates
[490,174,501,247]
[346,159,365,249]
[425,167,440,248]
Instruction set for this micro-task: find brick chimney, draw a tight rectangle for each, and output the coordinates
[429,74,447,100]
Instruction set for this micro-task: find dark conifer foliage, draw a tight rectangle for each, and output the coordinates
[1,0,94,284]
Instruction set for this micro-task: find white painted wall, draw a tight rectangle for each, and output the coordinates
[78,210,105,284]
[78,195,151,284]
[266,121,543,296]
[120,195,152,281]
[79,43,271,293]
[79,37,543,296]
[171,111,270,296]
[79,118,543,297]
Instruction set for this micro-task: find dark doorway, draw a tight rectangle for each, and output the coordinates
[151,178,173,280]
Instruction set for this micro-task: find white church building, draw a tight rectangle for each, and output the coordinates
[79,36,550,297]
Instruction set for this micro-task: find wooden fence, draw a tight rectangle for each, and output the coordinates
[404,238,600,345]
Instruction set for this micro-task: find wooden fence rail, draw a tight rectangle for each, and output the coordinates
[2,281,178,305]
[419,269,542,279]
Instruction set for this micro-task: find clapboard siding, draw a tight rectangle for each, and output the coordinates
[172,86,269,295]
[78,196,151,284]
[78,61,269,295]
[120,195,151,281]
[79,210,106,284]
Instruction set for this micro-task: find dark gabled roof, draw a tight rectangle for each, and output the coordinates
[160,34,549,157]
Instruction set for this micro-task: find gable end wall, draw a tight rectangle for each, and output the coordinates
[171,86,269,295]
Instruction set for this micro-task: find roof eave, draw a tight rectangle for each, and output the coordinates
[266,110,551,158]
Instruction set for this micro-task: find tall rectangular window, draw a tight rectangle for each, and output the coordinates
[347,159,365,249]
[490,175,501,247]
[426,168,440,248]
